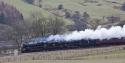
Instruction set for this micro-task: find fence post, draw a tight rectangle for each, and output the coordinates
[14,49,19,56]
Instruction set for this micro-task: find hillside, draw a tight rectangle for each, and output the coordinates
[0,0,72,25]
[0,0,47,18]
[43,0,125,19]
[1,0,125,27]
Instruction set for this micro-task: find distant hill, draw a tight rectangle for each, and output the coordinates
[1,0,125,28]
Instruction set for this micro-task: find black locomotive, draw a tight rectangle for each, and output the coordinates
[21,37,125,53]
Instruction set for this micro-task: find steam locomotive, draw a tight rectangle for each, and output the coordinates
[21,36,125,53]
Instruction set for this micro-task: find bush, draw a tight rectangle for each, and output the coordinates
[0,12,5,24]
[83,12,90,21]
[72,11,81,22]
[122,2,125,11]
[24,0,34,4]
[106,16,120,23]
[65,10,71,18]
[57,4,64,10]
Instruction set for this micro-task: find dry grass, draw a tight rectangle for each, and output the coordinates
[5,59,125,63]
[0,45,125,63]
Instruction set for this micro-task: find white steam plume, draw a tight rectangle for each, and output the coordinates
[47,25,125,41]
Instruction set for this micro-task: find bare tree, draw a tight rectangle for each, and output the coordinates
[0,2,27,50]
[29,12,66,37]
[47,16,66,35]
[8,21,31,50]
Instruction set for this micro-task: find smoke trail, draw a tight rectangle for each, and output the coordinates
[47,25,125,41]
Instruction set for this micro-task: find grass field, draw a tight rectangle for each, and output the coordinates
[5,59,125,63]
[43,0,125,19]
[0,45,125,63]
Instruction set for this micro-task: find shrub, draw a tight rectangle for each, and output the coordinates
[121,2,125,11]
[24,0,34,4]
[57,4,64,10]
